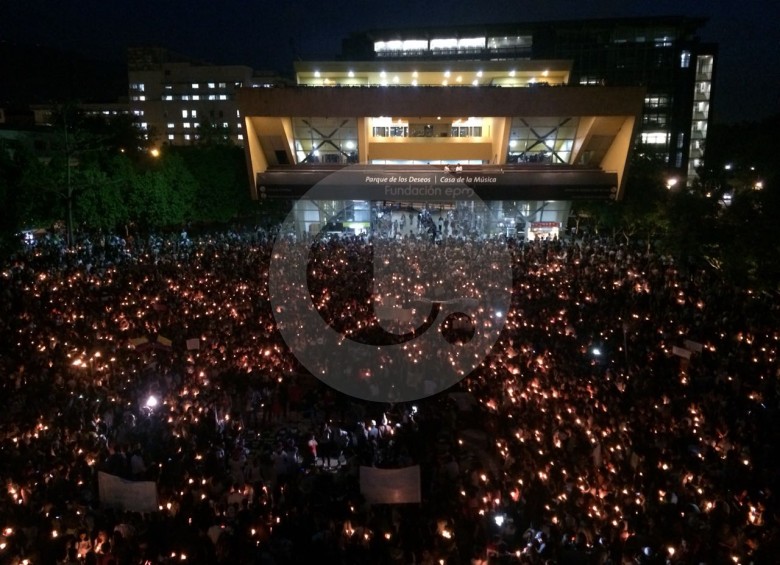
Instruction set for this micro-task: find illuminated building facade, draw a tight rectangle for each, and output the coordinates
[341,16,716,183]
[127,47,277,148]
[238,59,644,240]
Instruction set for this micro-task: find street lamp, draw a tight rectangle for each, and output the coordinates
[665,177,678,190]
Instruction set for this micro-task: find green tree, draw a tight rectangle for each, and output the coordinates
[195,120,233,147]
[73,162,128,232]
[126,151,197,230]
[173,145,251,224]
[571,154,669,246]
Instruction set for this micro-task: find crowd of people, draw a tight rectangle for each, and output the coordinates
[0,225,778,564]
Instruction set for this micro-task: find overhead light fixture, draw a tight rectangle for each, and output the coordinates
[456,75,462,83]
[472,79,479,86]
[509,69,516,77]
[411,79,418,86]
[444,70,451,77]
[314,70,321,78]
[348,70,355,78]
[412,70,418,77]
[476,70,483,77]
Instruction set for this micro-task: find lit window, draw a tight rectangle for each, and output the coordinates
[167,123,175,129]
[680,50,691,68]
[163,95,173,101]
[168,134,174,140]
[222,122,229,128]
[208,82,215,88]
[191,110,197,118]
[192,83,199,89]
[208,95,216,100]
[236,123,242,129]
[183,122,191,129]
[236,110,241,117]
[140,122,148,130]
[193,123,200,129]
[431,38,458,51]
[164,85,172,90]
[237,134,243,140]
[219,95,227,100]
[184,134,191,141]
[640,132,669,144]
[219,82,226,88]
[192,95,200,100]
[182,110,189,118]
[182,95,190,101]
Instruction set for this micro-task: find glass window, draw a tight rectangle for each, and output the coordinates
[167,123,175,129]
[183,122,191,129]
[431,38,458,50]
[640,132,669,144]
[208,82,216,88]
[182,110,188,118]
[191,83,199,89]
[680,50,691,68]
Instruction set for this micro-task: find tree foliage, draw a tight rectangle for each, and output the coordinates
[0,104,255,251]
[577,116,780,290]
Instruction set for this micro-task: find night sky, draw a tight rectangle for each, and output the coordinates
[2,0,778,124]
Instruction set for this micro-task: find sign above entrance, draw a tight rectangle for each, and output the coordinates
[257,166,618,201]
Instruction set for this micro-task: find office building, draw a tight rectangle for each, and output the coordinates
[127,47,277,148]
[238,59,643,239]
[341,16,716,183]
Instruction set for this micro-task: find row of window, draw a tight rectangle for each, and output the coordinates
[166,133,244,141]
[164,94,230,101]
[167,122,242,130]
[133,94,232,102]
[374,35,532,55]
[133,82,234,91]
[370,125,483,138]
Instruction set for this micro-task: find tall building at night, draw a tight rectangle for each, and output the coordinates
[340,16,716,183]
[127,47,277,148]
[238,59,643,239]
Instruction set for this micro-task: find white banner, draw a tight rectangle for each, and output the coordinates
[360,466,421,504]
[98,471,158,513]
[672,346,692,359]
